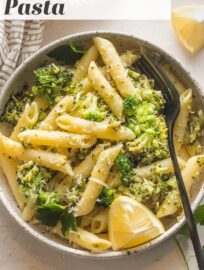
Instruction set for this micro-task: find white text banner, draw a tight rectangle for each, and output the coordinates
[0,0,171,20]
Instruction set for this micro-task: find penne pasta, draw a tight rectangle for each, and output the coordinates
[157,155,204,218]
[20,149,73,176]
[0,152,25,209]
[173,89,192,155]
[88,61,123,119]
[34,96,49,111]
[162,64,186,94]
[18,130,97,149]
[181,154,204,194]
[80,77,94,93]
[39,96,74,130]
[120,50,138,67]
[22,203,36,222]
[55,175,73,196]
[73,45,98,82]
[106,171,122,188]
[75,144,122,216]
[91,208,109,234]
[180,146,190,161]
[156,189,180,219]
[80,207,101,229]
[11,102,39,141]
[80,51,138,94]
[0,132,24,158]
[74,144,106,178]
[185,140,202,157]
[93,37,138,97]
[134,157,186,178]
[52,225,112,251]
[56,114,135,141]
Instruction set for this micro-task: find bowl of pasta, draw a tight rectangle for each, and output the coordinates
[0,31,204,258]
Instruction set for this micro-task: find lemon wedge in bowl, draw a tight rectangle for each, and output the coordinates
[108,196,165,251]
[172,5,204,53]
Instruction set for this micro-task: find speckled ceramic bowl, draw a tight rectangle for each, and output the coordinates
[0,31,204,258]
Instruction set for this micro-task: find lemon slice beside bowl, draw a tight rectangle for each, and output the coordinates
[172,5,204,53]
[108,196,165,251]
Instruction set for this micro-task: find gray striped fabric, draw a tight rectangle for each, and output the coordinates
[0,20,44,90]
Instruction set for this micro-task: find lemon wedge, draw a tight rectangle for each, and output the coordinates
[172,5,204,53]
[108,196,165,251]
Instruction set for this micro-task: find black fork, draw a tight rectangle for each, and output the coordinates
[136,50,204,270]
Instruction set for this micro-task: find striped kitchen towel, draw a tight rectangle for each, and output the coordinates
[0,20,44,90]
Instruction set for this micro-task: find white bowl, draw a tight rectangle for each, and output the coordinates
[0,31,204,258]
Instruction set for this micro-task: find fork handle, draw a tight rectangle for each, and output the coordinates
[168,127,204,270]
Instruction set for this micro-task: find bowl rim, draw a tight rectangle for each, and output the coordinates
[0,30,204,259]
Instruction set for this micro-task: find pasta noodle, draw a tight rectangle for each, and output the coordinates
[52,225,112,251]
[88,61,123,119]
[0,152,25,209]
[56,114,135,141]
[120,50,138,67]
[180,146,190,161]
[91,208,109,234]
[186,140,202,156]
[134,157,186,178]
[39,96,74,130]
[80,207,101,229]
[80,77,94,93]
[20,149,73,175]
[73,45,98,82]
[157,155,204,218]
[80,51,138,94]
[106,172,121,188]
[18,130,97,149]
[55,175,73,195]
[93,37,138,97]
[75,144,122,216]
[22,203,36,222]
[34,96,49,111]
[0,132,24,158]
[74,144,106,178]
[11,102,39,141]
[162,64,186,94]
[173,89,192,155]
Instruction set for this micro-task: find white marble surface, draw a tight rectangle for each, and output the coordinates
[1,1,204,269]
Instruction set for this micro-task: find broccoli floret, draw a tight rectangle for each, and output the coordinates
[124,93,168,165]
[32,63,73,105]
[115,155,134,186]
[71,92,108,121]
[36,191,76,233]
[0,91,33,125]
[129,71,154,89]
[37,191,59,205]
[124,92,165,119]
[38,110,47,121]
[17,161,53,203]
[129,176,169,212]
[123,96,139,116]
[97,187,116,207]
[142,89,165,111]
[128,116,168,164]
[128,69,140,80]
[83,93,107,121]
[129,177,156,202]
